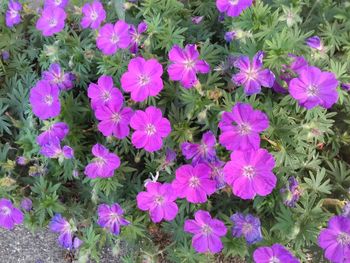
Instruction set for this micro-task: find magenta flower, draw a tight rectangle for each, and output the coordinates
[36,122,69,146]
[94,93,133,139]
[318,216,350,263]
[44,0,69,8]
[42,63,75,91]
[306,36,324,51]
[121,57,163,102]
[6,0,22,28]
[218,103,269,151]
[0,198,24,230]
[232,51,275,95]
[97,203,130,235]
[137,182,178,223]
[224,149,276,200]
[88,75,121,110]
[289,66,339,109]
[39,137,74,159]
[130,106,171,152]
[96,21,131,55]
[129,21,148,54]
[81,1,106,29]
[181,131,217,165]
[49,214,81,249]
[172,164,216,203]
[216,0,253,17]
[168,44,210,89]
[184,210,227,254]
[208,159,226,190]
[36,7,67,37]
[84,144,120,179]
[231,213,262,245]
[253,244,300,263]
[29,80,61,120]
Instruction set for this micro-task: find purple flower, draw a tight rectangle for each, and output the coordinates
[49,214,75,249]
[272,80,288,94]
[184,210,227,254]
[137,182,178,223]
[289,66,339,109]
[16,156,28,166]
[44,0,69,8]
[0,198,24,230]
[81,1,106,29]
[29,80,61,120]
[208,159,226,190]
[42,63,75,91]
[216,0,253,17]
[280,177,301,207]
[36,122,69,146]
[20,198,33,211]
[224,149,277,200]
[230,213,262,244]
[96,21,131,55]
[224,31,236,42]
[218,102,269,151]
[130,106,171,152]
[165,148,176,164]
[253,244,300,263]
[84,144,120,179]
[129,21,147,54]
[191,16,204,24]
[95,94,133,139]
[88,75,121,110]
[168,44,210,89]
[318,216,350,263]
[232,51,275,95]
[306,36,324,51]
[2,51,10,61]
[36,7,67,37]
[341,83,350,91]
[288,55,309,75]
[97,203,130,235]
[172,164,216,203]
[6,0,22,28]
[181,131,217,165]
[39,137,74,159]
[121,57,163,102]
[343,202,350,219]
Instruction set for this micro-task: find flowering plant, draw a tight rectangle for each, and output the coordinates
[1,0,350,262]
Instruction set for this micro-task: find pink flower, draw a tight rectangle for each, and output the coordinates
[96,21,131,55]
[136,182,178,223]
[130,106,171,152]
[184,210,227,254]
[81,0,106,29]
[121,57,163,102]
[172,164,216,203]
[36,7,67,37]
[216,0,253,17]
[224,149,277,199]
[168,44,210,89]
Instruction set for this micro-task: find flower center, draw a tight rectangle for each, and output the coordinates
[242,222,253,235]
[63,222,72,234]
[189,176,200,188]
[246,68,258,81]
[111,34,119,44]
[269,257,280,263]
[306,84,319,97]
[53,72,64,83]
[112,113,121,123]
[154,195,164,205]
[184,59,195,70]
[238,122,252,135]
[145,124,156,136]
[55,0,62,5]
[44,95,54,105]
[90,10,98,21]
[49,18,57,27]
[229,0,239,5]
[337,232,350,246]
[242,165,255,179]
[0,206,11,216]
[101,90,111,102]
[10,9,18,18]
[138,74,150,86]
[95,157,107,167]
[201,224,212,235]
[110,212,120,222]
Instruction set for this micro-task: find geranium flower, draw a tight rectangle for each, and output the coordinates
[216,0,253,17]
[224,149,276,200]
[232,51,275,95]
[88,75,121,110]
[39,137,74,159]
[184,210,227,254]
[230,213,262,244]
[218,102,269,151]
[0,198,23,230]
[121,57,163,102]
[97,203,130,235]
[181,131,217,165]
[130,106,171,152]
[253,244,300,263]
[84,144,120,179]
[29,80,61,120]
[208,159,226,190]
[42,63,75,91]
[44,0,69,8]
[168,44,210,89]
[280,176,301,207]
[50,214,82,249]
[36,7,67,36]
[137,182,178,223]
[6,0,22,28]
[36,122,69,146]
[129,21,147,54]
[94,94,133,139]
[171,164,216,203]
[318,216,350,263]
[81,1,106,29]
[306,36,324,51]
[289,66,339,109]
[20,198,32,212]
[96,21,131,55]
